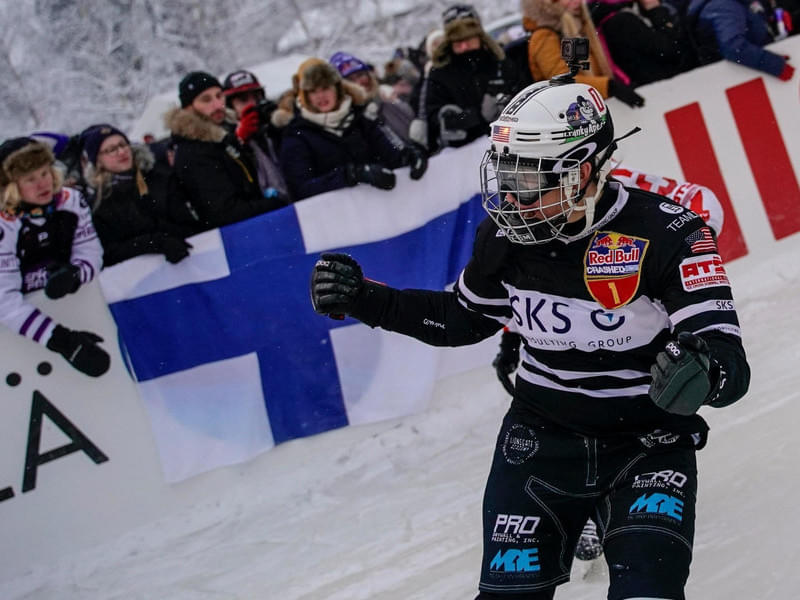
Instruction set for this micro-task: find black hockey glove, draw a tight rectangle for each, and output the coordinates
[649,332,712,415]
[159,235,193,264]
[310,253,364,319]
[46,324,111,377]
[608,78,645,108]
[492,329,521,396]
[44,263,81,299]
[404,145,428,180]
[347,163,396,191]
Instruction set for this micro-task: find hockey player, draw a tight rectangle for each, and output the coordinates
[491,163,726,563]
[0,137,109,377]
[310,41,749,599]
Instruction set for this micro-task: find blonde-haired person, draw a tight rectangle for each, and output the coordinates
[521,0,645,107]
[0,137,109,377]
[79,124,193,267]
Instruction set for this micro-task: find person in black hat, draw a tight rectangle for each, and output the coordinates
[0,137,109,377]
[164,70,284,233]
[79,123,194,267]
[222,70,290,204]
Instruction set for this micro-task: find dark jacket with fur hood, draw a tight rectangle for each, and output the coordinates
[278,81,408,201]
[165,107,283,233]
[425,47,521,150]
[88,145,192,267]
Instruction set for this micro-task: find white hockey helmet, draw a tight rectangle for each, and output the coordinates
[479,80,615,244]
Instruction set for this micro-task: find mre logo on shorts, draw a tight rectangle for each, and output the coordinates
[489,548,540,573]
[679,254,729,292]
[584,231,649,309]
[629,493,684,521]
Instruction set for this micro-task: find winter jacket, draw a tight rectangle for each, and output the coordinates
[165,107,283,233]
[425,48,521,150]
[87,145,192,267]
[687,0,786,76]
[521,0,612,96]
[279,97,407,201]
[590,1,691,85]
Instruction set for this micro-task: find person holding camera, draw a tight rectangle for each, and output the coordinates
[0,137,110,377]
[279,58,421,201]
[521,0,646,107]
[164,71,285,234]
[222,70,291,205]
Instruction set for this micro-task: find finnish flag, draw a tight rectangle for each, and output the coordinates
[99,141,498,482]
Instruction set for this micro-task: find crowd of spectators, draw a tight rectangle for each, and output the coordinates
[0,1,797,376]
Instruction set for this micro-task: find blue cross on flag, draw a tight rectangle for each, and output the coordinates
[99,141,498,481]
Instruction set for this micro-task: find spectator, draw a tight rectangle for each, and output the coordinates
[408,28,446,150]
[382,54,423,104]
[589,0,694,86]
[79,124,193,267]
[684,0,795,79]
[164,71,284,234]
[329,51,417,145]
[279,58,425,201]
[222,69,291,204]
[424,4,522,150]
[521,0,645,106]
[0,137,109,377]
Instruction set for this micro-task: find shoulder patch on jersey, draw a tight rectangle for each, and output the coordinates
[658,201,684,215]
[684,226,717,254]
[584,231,649,309]
[679,254,729,291]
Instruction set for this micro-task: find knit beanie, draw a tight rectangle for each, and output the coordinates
[329,52,371,78]
[179,71,223,108]
[79,124,130,167]
[0,137,55,188]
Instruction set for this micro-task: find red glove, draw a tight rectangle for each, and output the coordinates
[235,104,261,142]
[778,62,795,81]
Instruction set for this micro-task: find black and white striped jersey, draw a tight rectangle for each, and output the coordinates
[355,181,749,437]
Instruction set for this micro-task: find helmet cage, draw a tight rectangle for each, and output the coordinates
[480,150,583,245]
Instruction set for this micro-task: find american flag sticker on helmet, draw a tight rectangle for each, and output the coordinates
[492,125,510,143]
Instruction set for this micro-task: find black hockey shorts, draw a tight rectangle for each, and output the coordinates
[477,408,699,600]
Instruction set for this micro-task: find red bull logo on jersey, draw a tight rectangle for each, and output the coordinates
[584,231,649,309]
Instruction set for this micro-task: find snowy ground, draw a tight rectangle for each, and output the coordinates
[4,238,800,599]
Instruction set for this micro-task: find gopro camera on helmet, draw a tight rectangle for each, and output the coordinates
[551,37,590,86]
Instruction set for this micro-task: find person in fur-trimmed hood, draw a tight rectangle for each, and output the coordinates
[424,4,522,152]
[521,0,644,107]
[164,71,284,234]
[278,58,425,201]
[79,124,194,267]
